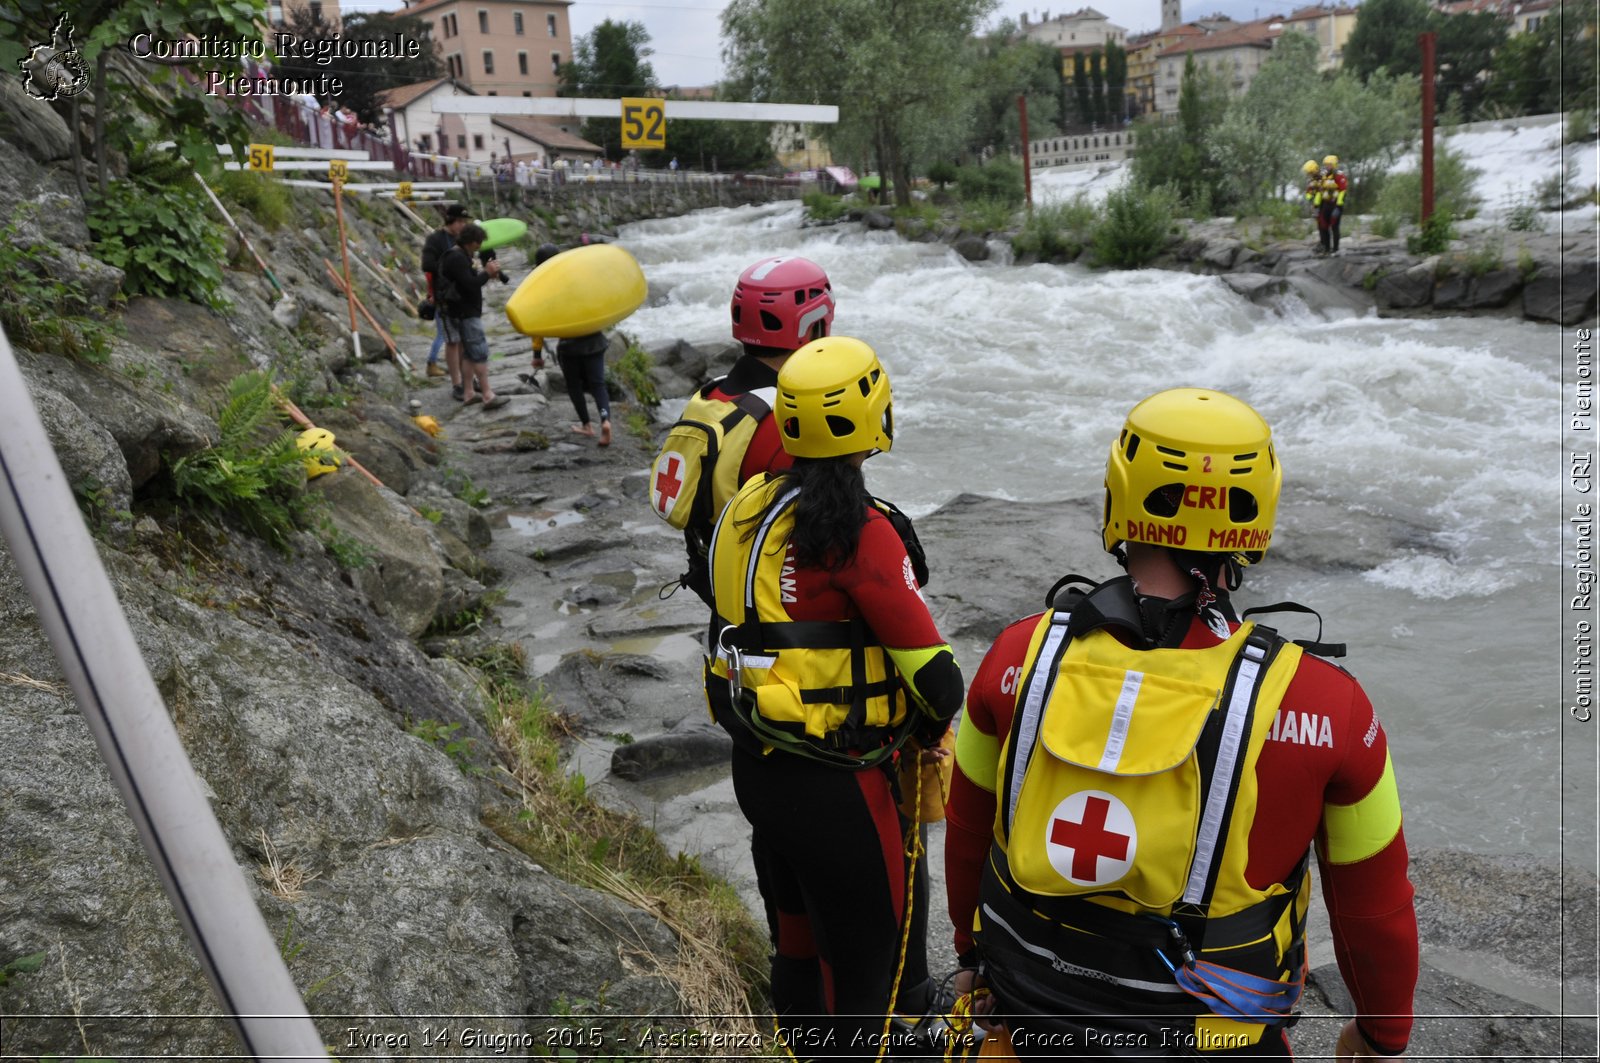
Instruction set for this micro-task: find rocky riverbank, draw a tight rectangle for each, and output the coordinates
[844,200,1598,327]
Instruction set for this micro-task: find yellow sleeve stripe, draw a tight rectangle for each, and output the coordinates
[1322,751,1403,865]
[954,710,1001,794]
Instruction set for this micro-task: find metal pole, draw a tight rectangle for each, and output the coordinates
[192,172,284,299]
[1018,94,1033,213]
[332,176,363,362]
[1420,30,1436,223]
[0,325,329,1062]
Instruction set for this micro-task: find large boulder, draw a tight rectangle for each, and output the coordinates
[17,348,216,488]
[32,388,133,517]
[1373,259,1438,310]
[314,472,446,637]
[0,73,75,164]
[0,545,681,1059]
[1524,259,1599,325]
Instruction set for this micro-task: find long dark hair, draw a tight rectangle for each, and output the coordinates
[742,458,869,571]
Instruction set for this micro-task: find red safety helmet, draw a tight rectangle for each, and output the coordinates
[730,256,835,351]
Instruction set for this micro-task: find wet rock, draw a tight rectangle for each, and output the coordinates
[541,650,632,722]
[1374,259,1438,309]
[564,580,628,608]
[1221,272,1288,304]
[953,234,990,261]
[610,723,732,781]
[1524,260,1599,325]
[0,73,74,163]
[863,209,894,230]
[1200,238,1243,269]
[649,364,697,400]
[1433,267,1522,310]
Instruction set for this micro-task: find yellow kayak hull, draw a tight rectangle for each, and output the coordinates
[505,243,647,338]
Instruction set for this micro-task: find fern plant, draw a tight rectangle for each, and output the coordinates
[170,371,314,550]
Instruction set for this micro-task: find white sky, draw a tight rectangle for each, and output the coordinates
[342,0,1279,91]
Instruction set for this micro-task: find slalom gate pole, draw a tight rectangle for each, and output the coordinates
[322,259,413,374]
[344,239,417,315]
[332,177,362,363]
[0,324,328,1061]
[193,171,285,298]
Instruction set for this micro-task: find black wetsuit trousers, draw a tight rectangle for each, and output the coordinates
[729,740,932,1061]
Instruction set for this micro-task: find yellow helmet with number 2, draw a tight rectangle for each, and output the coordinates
[1302,159,1319,175]
[1102,388,1281,563]
[1323,154,1339,168]
[776,336,894,459]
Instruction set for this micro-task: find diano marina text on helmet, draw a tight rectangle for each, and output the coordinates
[1101,387,1280,563]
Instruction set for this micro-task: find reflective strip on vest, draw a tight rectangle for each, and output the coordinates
[745,485,800,610]
[1183,637,1269,905]
[1006,612,1073,832]
[1100,671,1143,772]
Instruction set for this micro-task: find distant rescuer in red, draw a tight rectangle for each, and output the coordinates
[944,387,1418,1060]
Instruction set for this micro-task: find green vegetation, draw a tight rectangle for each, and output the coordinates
[801,190,848,222]
[441,464,492,509]
[624,410,653,443]
[1375,145,1481,227]
[615,340,659,408]
[0,208,120,362]
[1406,206,1456,255]
[1091,183,1180,268]
[0,951,45,988]
[471,644,770,1038]
[1517,246,1538,281]
[88,146,228,309]
[215,170,294,231]
[1012,195,1097,260]
[959,198,1017,235]
[407,719,480,775]
[955,157,1025,209]
[167,371,316,550]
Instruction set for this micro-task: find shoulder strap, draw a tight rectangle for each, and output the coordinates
[1239,601,1345,658]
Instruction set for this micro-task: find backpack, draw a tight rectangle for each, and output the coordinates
[648,380,774,605]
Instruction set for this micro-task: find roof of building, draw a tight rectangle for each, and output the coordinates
[403,0,572,14]
[1283,3,1358,19]
[490,115,601,153]
[1157,19,1282,57]
[377,77,453,111]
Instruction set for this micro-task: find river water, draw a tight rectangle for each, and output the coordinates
[610,200,1578,862]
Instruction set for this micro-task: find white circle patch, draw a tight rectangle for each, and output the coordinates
[651,451,688,518]
[1044,789,1137,887]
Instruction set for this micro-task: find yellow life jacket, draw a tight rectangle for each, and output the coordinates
[707,473,913,769]
[977,583,1312,1040]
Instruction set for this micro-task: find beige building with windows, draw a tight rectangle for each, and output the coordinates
[400,0,574,98]
[1154,20,1281,114]
[1280,3,1359,69]
[378,76,600,165]
[1019,6,1129,51]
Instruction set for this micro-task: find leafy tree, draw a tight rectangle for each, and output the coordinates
[1130,52,1232,213]
[559,18,657,159]
[1073,51,1091,126]
[1434,12,1508,121]
[1105,41,1128,125]
[660,87,775,171]
[274,10,442,126]
[2,0,263,198]
[1342,0,1434,79]
[1089,49,1107,125]
[723,0,996,207]
[964,25,1062,160]
[1204,31,1322,211]
[1308,68,1420,213]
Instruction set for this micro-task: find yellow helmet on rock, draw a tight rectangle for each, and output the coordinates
[1322,154,1339,168]
[297,427,342,479]
[776,336,894,459]
[1302,159,1320,175]
[1102,388,1280,563]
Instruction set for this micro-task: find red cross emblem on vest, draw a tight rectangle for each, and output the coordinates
[1045,790,1137,886]
[652,452,685,517]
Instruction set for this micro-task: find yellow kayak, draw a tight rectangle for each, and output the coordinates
[504,243,647,338]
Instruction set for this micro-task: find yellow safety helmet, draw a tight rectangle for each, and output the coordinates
[296,427,342,479]
[1102,388,1280,563]
[1302,159,1320,175]
[776,336,894,459]
[1322,154,1339,168]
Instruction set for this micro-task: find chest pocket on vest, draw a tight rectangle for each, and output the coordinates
[1007,660,1221,909]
